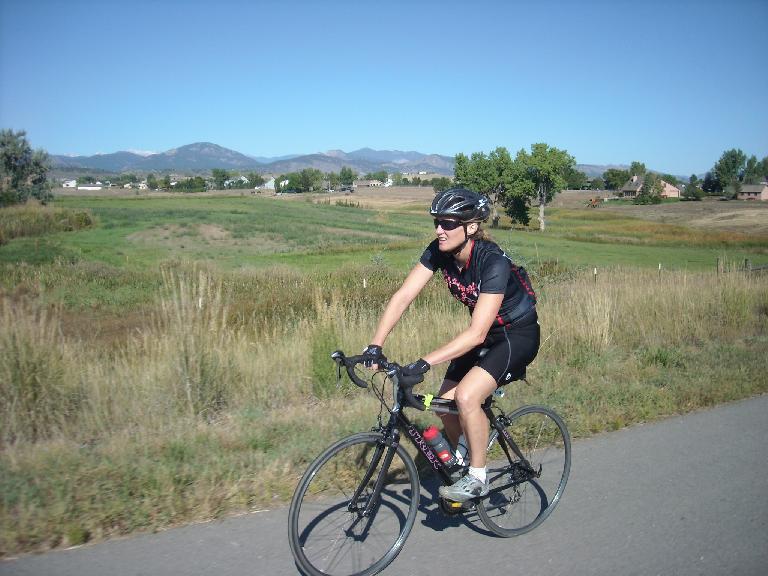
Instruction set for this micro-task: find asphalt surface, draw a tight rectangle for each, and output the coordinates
[3,395,767,576]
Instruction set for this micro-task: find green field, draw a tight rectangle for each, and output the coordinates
[1,193,767,556]
[3,195,767,276]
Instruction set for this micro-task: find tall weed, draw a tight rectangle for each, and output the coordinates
[0,203,94,244]
[0,300,81,443]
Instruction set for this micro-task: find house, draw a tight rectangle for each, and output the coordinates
[261,177,276,190]
[62,179,77,188]
[737,183,768,201]
[354,179,383,187]
[224,175,250,188]
[77,184,102,191]
[620,175,680,198]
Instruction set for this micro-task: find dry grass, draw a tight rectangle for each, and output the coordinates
[0,203,94,244]
[1,264,767,555]
[601,199,768,234]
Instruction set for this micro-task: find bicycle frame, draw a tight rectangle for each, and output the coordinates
[351,381,536,517]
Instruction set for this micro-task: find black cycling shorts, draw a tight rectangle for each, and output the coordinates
[444,320,540,386]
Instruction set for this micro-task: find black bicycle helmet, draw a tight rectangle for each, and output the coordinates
[430,187,491,223]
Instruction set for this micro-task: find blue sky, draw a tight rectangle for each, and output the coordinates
[1,0,766,175]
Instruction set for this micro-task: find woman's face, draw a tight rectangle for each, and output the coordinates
[434,219,476,252]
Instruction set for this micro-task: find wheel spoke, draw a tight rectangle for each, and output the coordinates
[289,433,420,576]
[477,406,571,537]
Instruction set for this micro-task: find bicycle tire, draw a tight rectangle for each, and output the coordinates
[476,405,571,537]
[288,432,420,576]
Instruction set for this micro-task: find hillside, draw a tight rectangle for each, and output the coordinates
[51,143,457,176]
[51,142,656,179]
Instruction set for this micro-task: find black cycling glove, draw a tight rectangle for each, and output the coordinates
[361,344,386,368]
[400,358,430,386]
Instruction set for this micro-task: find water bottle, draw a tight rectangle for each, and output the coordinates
[423,426,457,468]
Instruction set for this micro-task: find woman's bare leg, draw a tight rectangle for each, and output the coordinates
[453,367,497,469]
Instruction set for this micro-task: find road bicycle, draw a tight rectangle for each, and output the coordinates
[288,351,571,576]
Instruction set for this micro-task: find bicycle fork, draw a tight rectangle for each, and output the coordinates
[348,434,400,518]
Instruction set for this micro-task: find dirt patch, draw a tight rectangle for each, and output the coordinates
[602,200,768,235]
[299,186,435,210]
[128,223,230,244]
[127,224,185,244]
[318,226,405,242]
[550,190,607,208]
[126,224,288,254]
[198,224,231,241]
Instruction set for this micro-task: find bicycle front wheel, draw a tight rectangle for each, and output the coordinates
[288,432,420,576]
[477,405,571,537]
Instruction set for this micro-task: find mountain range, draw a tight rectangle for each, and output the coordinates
[52,141,653,180]
[52,143,456,176]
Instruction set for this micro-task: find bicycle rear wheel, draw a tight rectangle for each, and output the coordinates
[477,405,571,537]
[288,432,420,576]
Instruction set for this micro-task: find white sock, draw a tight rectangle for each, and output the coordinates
[468,466,486,483]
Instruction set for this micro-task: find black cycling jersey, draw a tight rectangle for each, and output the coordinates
[419,238,536,328]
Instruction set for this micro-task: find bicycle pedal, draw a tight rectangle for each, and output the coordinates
[439,497,476,516]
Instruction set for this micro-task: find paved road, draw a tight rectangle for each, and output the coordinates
[3,395,767,576]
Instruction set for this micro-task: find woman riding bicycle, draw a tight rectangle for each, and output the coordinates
[363,187,540,502]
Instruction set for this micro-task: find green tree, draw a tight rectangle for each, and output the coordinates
[510,143,575,231]
[391,172,404,186]
[146,173,159,190]
[702,171,720,194]
[339,166,356,186]
[174,176,207,192]
[454,148,515,227]
[247,172,265,187]
[431,176,452,192]
[162,174,171,189]
[682,174,703,201]
[300,168,323,192]
[634,172,663,204]
[629,161,647,176]
[275,174,286,193]
[284,172,301,192]
[712,148,747,198]
[211,168,229,190]
[743,155,761,185]
[590,176,605,190]
[603,168,630,191]
[660,174,679,186]
[0,129,52,206]
[759,156,768,182]
[327,172,340,190]
[564,166,588,190]
[364,170,388,183]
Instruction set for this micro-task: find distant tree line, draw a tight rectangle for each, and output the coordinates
[4,127,766,208]
[598,151,768,203]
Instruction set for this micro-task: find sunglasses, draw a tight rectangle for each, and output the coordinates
[433,219,463,231]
